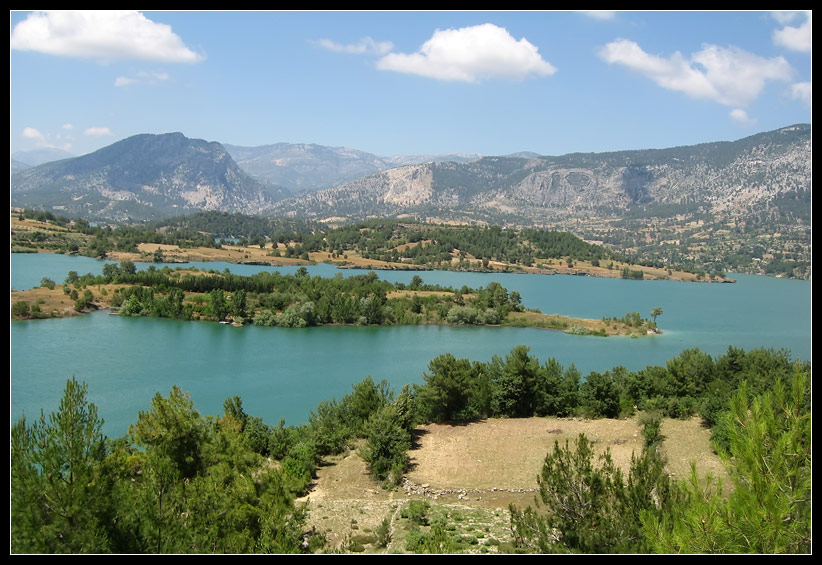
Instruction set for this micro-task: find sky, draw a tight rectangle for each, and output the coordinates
[9,10,812,159]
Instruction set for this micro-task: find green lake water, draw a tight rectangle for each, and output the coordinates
[10,253,812,438]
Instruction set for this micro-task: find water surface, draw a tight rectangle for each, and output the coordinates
[10,253,811,438]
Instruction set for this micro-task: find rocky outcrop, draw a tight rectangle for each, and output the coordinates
[11,133,275,222]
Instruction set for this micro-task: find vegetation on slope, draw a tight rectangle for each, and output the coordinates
[11,210,738,282]
[10,346,811,554]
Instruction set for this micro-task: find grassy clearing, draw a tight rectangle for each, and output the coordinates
[302,415,727,554]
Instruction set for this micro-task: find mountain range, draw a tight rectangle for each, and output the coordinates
[11,133,277,222]
[223,142,480,194]
[269,124,811,226]
[10,125,811,227]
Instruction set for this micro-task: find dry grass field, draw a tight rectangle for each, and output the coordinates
[301,415,728,554]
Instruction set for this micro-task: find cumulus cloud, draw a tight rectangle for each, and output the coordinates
[10,10,204,63]
[598,39,793,108]
[20,126,72,149]
[790,81,812,107]
[84,126,113,137]
[22,127,47,143]
[376,23,557,83]
[772,11,812,53]
[316,37,394,56]
[729,108,756,125]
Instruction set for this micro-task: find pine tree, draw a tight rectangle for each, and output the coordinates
[11,378,114,553]
[641,365,811,553]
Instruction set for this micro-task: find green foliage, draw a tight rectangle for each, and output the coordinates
[579,371,620,418]
[10,344,811,554]
[305,376,393,458]
[401,500,431,526]
[375,516,392,548]
[405,518,458,554]
[510,434,678,553]
[642,365,811,553]
[638,411,664,449]
[359,403,412,485]
[415,353,487,422]
[129,386,207,479]
[490,345,541,418]
[12,300,31,318]
[11,378,114,553]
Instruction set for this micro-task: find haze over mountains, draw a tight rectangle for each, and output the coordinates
[223,142,481,195]
[10,124,811,228]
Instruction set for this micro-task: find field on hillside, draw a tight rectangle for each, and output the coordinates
[301,415,727,554]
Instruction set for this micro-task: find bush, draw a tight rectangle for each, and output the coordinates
[375,517,392,548]
[359,404,411,485]
[12,301,30,318]
[401,500,430,526]
[638,411,664,448]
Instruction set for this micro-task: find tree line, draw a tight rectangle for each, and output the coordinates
[66,263,525,329]
[11,345,810,553]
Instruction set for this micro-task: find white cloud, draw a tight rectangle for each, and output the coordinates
[772,11,812,53]
[598,39,793,107]
[10,10,204,63]
[61,123,74,130]
[115,71,171,87]
[20,126,72,149]
[729,108,756,125]
[84,126,113,137]
[316,37,394,56]
[577,11,617,21]
[22,126,47,142]
[790,82,812,107]
[145,71,170,82]
[376,23,557,83]
[114,76,138,87]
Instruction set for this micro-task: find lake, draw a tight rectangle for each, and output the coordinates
[10,253,812,438]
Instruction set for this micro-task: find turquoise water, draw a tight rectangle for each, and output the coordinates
[10,253,812,438]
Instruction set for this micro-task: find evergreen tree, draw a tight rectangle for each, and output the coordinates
[11,378,114,553]
[641,365,811,553]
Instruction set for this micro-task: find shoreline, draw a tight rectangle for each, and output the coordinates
[10,276,662,338]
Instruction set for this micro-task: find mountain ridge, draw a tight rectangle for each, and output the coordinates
[223,141,481,194]
[10,125,811,230]
[268,124,811,226]
[11,132,278,222]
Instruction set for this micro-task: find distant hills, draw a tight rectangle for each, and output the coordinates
[10,133,278,222]
[10,147,76,175]
[11,147,75,168]
[270,124,812,226]
[10,125,811,228]
[223,142,480,194]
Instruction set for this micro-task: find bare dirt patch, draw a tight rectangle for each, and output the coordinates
[302,415,727,553]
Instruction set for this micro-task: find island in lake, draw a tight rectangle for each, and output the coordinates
[11,262,663,337]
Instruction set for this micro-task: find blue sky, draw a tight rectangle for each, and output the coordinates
[10,10,812,159]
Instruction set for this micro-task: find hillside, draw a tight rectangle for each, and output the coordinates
[10,133,279,222]
[224,142,480,194]
[267,124,811,278]
[10,125,811,278]
[301,415,727,553]
[270,124,811,224]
